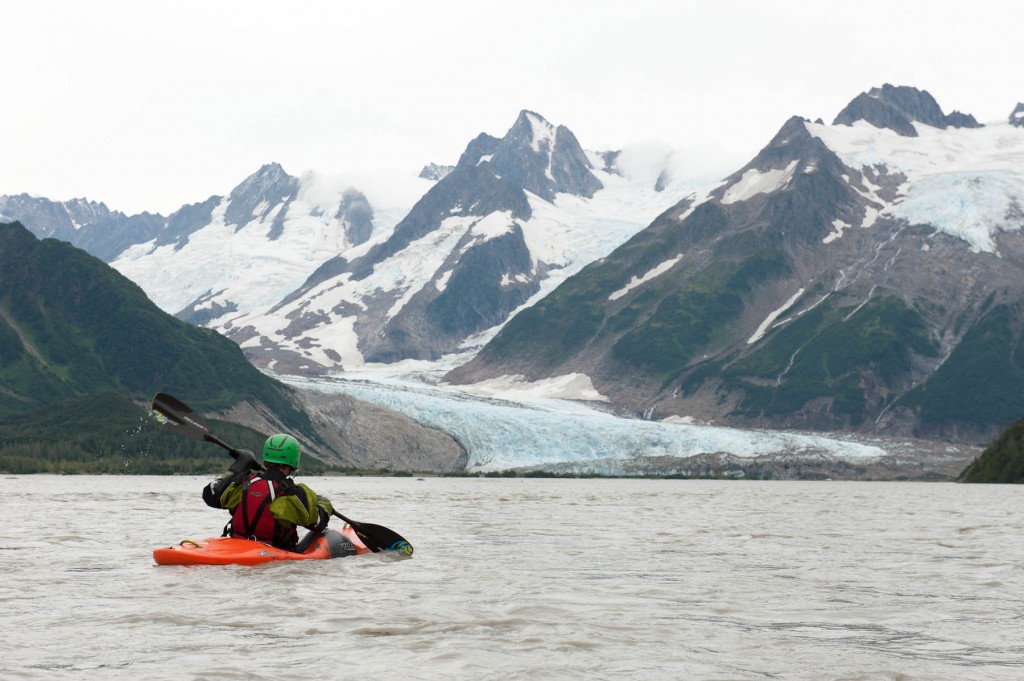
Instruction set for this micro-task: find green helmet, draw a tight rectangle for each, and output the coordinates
[263,433,300,469]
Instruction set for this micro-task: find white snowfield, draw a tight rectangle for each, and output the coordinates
[722,160,800,205]
[221,156,702,370]
[112,171,429,315]
[747,287,805,345]
[809,119,1024,253]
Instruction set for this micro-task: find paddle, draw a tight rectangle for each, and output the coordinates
[332,511,414,556]
[151,392,254,464]
[150,392,414,555]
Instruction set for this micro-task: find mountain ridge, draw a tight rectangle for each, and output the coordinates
[5,87,1024,463]
[447,87,1024,445]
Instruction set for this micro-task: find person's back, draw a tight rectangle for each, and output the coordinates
[203,433,332,550]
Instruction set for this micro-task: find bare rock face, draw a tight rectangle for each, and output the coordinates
[1011,102,1024,128]
[832,84,982,136]
[218,389,467,473]
[298,390,468,472]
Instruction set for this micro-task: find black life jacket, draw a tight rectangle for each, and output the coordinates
[229,470,300,549]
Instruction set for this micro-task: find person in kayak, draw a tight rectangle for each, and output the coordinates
[202,433,333,551]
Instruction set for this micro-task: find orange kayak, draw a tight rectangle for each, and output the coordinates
[153,527,370,566]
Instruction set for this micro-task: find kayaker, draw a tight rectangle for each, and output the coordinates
[202,433,333,551]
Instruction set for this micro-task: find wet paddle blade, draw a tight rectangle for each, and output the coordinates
[335,512,414,556]
[150,392,234,454]
[151,392,212,441]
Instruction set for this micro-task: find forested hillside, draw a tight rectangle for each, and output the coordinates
[959,415,1024,483]
[0,221,313,473]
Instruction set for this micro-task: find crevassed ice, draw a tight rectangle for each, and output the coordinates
[809,121,1024,253]
[287,372,885,473]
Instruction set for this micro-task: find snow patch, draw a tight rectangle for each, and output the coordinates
[747,288,805,344]
[823,219,851,244]
[609,254,683,301]
[457,373,608,402]
[435,269,453,293]
[525,112,555,154]
[722,161,799,205]
[661,415,698,424]
[469,211,515,240]
[862,205,880,228]
[500,272,531,287]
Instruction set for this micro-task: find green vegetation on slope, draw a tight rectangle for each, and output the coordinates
[724,296,938,424]
[899,304,1024,427]
[481,258,621,367]
[0,222,314,471]
[477,203,737,371]
[613,250,790,378]
[0,394,328,474]
[958,412,1024,483]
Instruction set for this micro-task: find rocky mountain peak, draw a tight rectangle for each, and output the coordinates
[225,162,300,229]
[833,84,982,137]
[475,110,602,202]
[1011,102,1024,128]
[739,115,824,168]
[335,187,374,246]
[0,193,117,229]
[0,193,164,261]
[419,163,454,181]
[507,110,556,152]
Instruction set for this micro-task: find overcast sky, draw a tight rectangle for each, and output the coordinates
[3,0,1021,215]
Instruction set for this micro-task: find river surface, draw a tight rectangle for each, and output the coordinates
[2,475,1023,680]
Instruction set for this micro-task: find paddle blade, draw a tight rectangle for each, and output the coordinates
[353,522,414,556]
[151,392,212,441]
[335,512,413,556]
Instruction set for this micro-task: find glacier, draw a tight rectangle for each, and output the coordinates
[809,119,1024,253]
[282,367,888,475]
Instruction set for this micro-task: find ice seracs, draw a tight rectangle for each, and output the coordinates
[809,120,1024,253]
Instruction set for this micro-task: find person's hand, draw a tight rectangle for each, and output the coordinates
[312,506,330,533]
[228,448,259,474]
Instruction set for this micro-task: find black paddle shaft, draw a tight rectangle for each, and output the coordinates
[149,393,413,555]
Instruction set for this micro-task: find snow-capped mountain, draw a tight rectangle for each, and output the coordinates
[0,111,694,378]
[219,111,694,373]
[111,163,394,326]
[1,163,421,325]
[449,86,1024,444]
[9,87,1022,452]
